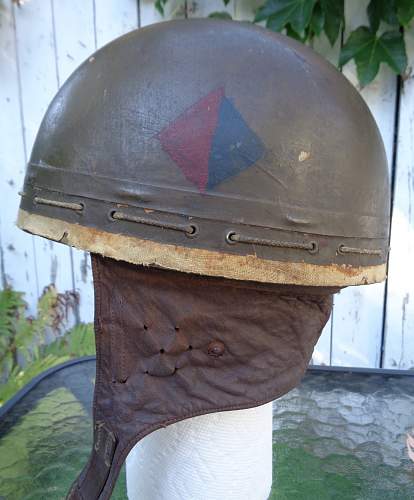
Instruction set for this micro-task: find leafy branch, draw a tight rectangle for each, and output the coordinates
[155,0,414,87]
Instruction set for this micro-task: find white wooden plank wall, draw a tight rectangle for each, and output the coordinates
[0,2,38,315]
[332,0,397,368]
[0,0,412,369]
[384,25,414,369]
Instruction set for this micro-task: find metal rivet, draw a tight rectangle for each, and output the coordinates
[225,231,238,245]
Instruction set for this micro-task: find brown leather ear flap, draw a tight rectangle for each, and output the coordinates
[67,255,333,500]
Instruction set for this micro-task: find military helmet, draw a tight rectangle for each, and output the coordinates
[18,19,390,287]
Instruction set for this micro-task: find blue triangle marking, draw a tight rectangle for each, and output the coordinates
[207,97,265,189]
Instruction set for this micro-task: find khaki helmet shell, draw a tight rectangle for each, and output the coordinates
[18,19,390,287]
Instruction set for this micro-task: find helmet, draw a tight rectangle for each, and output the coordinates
[18,19,389,287]
[16,20,391,500]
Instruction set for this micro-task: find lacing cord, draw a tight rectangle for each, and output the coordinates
[226,231,318,254]
[110,210,198,236]
[338,245,382,256]
[34,196,84,211]
[26,195,384,256]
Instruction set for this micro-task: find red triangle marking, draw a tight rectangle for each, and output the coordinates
[157,87,224,192]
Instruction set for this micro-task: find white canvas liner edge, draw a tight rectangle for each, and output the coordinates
[18,209,386,287]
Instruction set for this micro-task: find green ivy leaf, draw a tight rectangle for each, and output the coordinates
[286,23,307,42]
[367,0,399,32]
[209,11,233,20]
[309,2,325,37]
[397,0,414,25]
[255,0,317,35]
[223,0,231,5]
[340,27,407,86]
[155,0,168,16]
[320,0,344,45]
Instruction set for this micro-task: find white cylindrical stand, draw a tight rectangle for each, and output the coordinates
[126,402,273,500]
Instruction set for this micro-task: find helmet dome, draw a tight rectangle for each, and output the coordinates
[18,19,390,286]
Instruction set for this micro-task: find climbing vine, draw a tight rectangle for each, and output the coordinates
[155,0,414,87]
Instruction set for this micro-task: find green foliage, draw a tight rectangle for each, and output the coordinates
[209,11,233,20]
[0,287,95,406]
[0,288,24,374]
[320,0,344,45]
[367,0,398,33]
[0,354,69,405]
[155,0,169,15]
[0,287,55,376]
[44,323,95,359]
[0,323,95,405]
[254,0,410,86]
[340,27,407,87]
[397,0,414,25]
[255,0,319,37]
[154,0,414,87]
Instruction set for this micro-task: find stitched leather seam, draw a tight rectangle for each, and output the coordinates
[75,257,117,497]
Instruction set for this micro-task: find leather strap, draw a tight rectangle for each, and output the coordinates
[67,255,333,499]
[68,423,116,499]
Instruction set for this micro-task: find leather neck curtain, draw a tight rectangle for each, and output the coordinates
[67,255,334,499]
